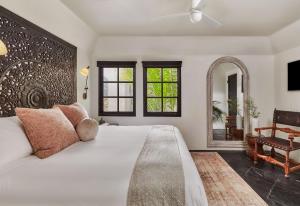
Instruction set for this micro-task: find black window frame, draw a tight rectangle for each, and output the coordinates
[142,61,182,117]
[98,61,137,116]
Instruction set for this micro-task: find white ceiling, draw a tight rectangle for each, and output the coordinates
[61,0,300,36]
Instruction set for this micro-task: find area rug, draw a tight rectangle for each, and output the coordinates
[191,152,267,206]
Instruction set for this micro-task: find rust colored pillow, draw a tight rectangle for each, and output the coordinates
[54,103,88,127]
[15,107,79,159]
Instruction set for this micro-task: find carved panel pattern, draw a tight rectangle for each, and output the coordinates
[0,6,77,117]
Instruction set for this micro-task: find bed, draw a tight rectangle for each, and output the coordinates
[0,125,208,206]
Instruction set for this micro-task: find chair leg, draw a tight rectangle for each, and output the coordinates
[284,151,290,178]
[254,139,258,164]
[271,147,275,158]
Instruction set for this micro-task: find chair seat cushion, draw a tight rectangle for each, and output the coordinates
[256,137,300,151]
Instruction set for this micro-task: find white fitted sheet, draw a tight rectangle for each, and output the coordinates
[0,125,207,206]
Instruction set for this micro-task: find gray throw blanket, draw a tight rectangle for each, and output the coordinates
[127,126,185,206]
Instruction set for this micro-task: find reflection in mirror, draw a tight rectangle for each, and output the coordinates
[212,63,244,141]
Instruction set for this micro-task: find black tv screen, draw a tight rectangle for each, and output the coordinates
[288,60,300,91]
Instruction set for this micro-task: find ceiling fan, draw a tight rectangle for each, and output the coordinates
[157,0,222,27]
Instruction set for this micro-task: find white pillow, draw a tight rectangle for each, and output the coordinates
[76,118,99,142]
[0,116,32,166]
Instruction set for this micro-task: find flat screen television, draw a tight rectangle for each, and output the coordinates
[288,60,300,91]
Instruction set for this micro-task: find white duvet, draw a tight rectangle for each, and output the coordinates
[0,125,207,206]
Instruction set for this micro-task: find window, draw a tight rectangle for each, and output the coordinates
[142,61,182,117]
[98,61,136,116]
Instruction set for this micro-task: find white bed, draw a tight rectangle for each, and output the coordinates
[0,125,207,206]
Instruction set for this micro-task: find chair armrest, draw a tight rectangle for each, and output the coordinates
[255,126,300,139]
[255,127,274,132]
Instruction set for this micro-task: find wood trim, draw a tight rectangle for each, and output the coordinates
[142,61,182,68]
[97,61,137,68]
[207,56,250,148]
[142,61,182,117]
[97,61,137,116]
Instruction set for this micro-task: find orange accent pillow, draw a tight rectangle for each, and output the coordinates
[54,103,88,127]
[15,107,79,159]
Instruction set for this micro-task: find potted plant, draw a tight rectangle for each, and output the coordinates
[247,98,261,134]
[228,99,243,129]
[212,101,225,122]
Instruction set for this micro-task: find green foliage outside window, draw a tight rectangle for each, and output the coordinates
[119,68,133,81]
[146,68,178,112]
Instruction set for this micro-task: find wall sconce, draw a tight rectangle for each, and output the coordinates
[0,40,8,56]
[80,66,89,100]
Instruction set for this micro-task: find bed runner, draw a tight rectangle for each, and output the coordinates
[127,126,185,206]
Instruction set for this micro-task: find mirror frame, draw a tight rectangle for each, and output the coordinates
[207,56,250,148]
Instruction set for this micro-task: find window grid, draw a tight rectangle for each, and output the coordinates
[98,61,136,116]
[143,61,182,117]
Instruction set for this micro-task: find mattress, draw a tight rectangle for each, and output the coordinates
[0,125,207,206]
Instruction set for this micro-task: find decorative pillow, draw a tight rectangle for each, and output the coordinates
[0,116,32,166]
[15,107,79,159]
[54,103,88,127]
[76,118,99,142]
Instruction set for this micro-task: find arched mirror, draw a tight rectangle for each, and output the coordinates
[207,57,249,148]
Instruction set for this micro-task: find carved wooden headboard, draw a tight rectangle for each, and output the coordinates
[0,6,77,117]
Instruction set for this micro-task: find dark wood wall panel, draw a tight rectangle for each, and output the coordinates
[0,6,77,117]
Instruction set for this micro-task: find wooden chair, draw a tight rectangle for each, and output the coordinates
[225,116,236,140]
[254,109,300,177]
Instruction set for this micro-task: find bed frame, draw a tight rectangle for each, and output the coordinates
[0,6,77,117]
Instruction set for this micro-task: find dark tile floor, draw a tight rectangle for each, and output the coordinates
[218,151,300,206]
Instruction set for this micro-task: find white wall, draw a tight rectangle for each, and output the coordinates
[274,46,300,110]
[274,46,300,161]
[271,18,300,53]
[91,36,275,150]
[0,0,98,113]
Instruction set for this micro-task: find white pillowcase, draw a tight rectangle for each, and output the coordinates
[0,116,32,166]
[76,118,99,142]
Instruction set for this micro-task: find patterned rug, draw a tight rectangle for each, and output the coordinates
[191,152,267,206]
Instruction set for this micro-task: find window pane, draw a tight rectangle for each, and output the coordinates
[147,68,161,82]
[119,98,133,112]
[163,68,177,82]
[119,68,133,81]
[147,98,162,112]
[119,83,133,96]
[163,83,177,97]
[147,83,161,97]
[103,98,117,112]
[103,83,117,96]
[163,98,177,112]
[103,68,118,81]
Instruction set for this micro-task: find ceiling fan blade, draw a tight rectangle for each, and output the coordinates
[192,0,207,9]
[155,12,189,21]
[202,12,222,27]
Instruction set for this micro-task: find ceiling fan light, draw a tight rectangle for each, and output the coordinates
[190,10,202,23]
